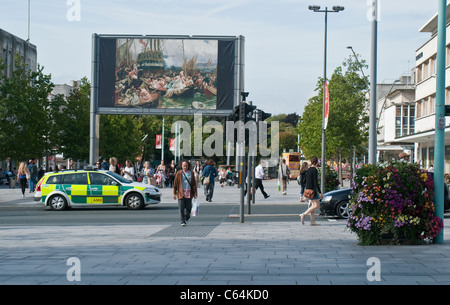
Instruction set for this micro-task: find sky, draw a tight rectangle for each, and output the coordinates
[0,0,442,116]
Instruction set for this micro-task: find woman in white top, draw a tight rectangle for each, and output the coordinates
[122,160,135,181]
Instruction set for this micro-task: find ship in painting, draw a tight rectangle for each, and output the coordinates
[137,39,164,71]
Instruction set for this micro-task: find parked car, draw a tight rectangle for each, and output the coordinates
[34,168,161,211]
[320,188,352,219]
[320,184,450,219]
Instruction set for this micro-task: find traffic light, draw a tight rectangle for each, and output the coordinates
[229,105,240,122]
[257,110,271,122]
[230,102,257,123]
[445,105,450,116]
[240,102,257,123]
[257,109,272,146]
[227,102,257,145]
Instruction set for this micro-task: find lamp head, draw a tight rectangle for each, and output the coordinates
[332,6,345,12]
[241,92,249,101]
[308,5,320,11]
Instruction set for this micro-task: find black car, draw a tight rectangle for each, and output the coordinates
[320,184,450,219]
[320,188,352,219]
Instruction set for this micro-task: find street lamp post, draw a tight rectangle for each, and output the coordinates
[347,46,366,80]
[368,0,378,165]
[309,5,344,194]
[434,0,446,244]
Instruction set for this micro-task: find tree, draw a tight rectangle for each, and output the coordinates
[297,94,323,158]
[99,115,144,164]
[50,77,91,161]
[267,113,300,154]
[0,54,54,161]
[327,57,369,158]
[297,55,369,173]
[284,113,299,126]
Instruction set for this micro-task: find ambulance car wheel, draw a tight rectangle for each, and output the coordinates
[49,194,68,211]
[125,193,144,210]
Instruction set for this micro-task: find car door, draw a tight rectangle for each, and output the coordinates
[88,172,120,204]
[61,173,89,204]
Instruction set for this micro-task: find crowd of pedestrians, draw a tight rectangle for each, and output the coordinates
[92,158,234,207]
[0,159,43,198]
[3,155,324,227]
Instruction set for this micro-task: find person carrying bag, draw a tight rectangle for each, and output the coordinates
[173,160,198,226]
[300,156,322,226]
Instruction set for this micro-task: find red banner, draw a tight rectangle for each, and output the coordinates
[324,82,330,130]
[156,134,162,149]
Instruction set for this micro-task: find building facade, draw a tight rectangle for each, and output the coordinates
[376,76,416,162]
[0,28,37,75]
[0,29,38,173]
[376,5,450,179]
[410,4,450,176]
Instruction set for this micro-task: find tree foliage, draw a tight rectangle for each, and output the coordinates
[297,55,369,162]
[50,77,91,161]
[100,115,144,163]
[0,54,54,161]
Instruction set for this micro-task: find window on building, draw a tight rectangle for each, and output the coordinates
[447,46,450,66]
[430,95,436,115]
[416,100,422,118]
[417,99,425,118]
[423,60,429,80]
[396,106,401,137]
[430,55,436,76]
[409,106,415,134]
[396,105,415,137]
[417,65,423,83]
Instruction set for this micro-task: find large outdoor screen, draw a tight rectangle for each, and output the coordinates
[93,35,241,115]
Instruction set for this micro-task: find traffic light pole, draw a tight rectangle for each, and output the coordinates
[252,107,257,205]
[239,93,248,223]
[246,101,252,215]
[247,150,252,214]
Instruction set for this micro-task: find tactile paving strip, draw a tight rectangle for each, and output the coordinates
[150,223,219,237]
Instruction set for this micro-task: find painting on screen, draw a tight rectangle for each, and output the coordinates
[115,38,218,110]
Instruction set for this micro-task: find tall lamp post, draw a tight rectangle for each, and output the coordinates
[434,0,446,244]
[309,5,345,194]
[368,0,378,165]
[347,46,366,80]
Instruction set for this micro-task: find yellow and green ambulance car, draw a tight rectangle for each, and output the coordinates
[34,169,161,210]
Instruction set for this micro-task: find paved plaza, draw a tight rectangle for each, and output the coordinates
[1,180,450,285]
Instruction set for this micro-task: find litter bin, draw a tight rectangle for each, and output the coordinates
[9,178,16,189]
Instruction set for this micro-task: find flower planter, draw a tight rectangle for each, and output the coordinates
[347,161,443,246]
[379,232,420,246]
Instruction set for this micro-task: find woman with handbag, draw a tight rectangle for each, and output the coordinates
[173,160,198,226]
[298,162,309,202]
[300,156,322,226]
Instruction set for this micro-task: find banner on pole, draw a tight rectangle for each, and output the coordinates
[156,134,162,149]
[324,82,330,130]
